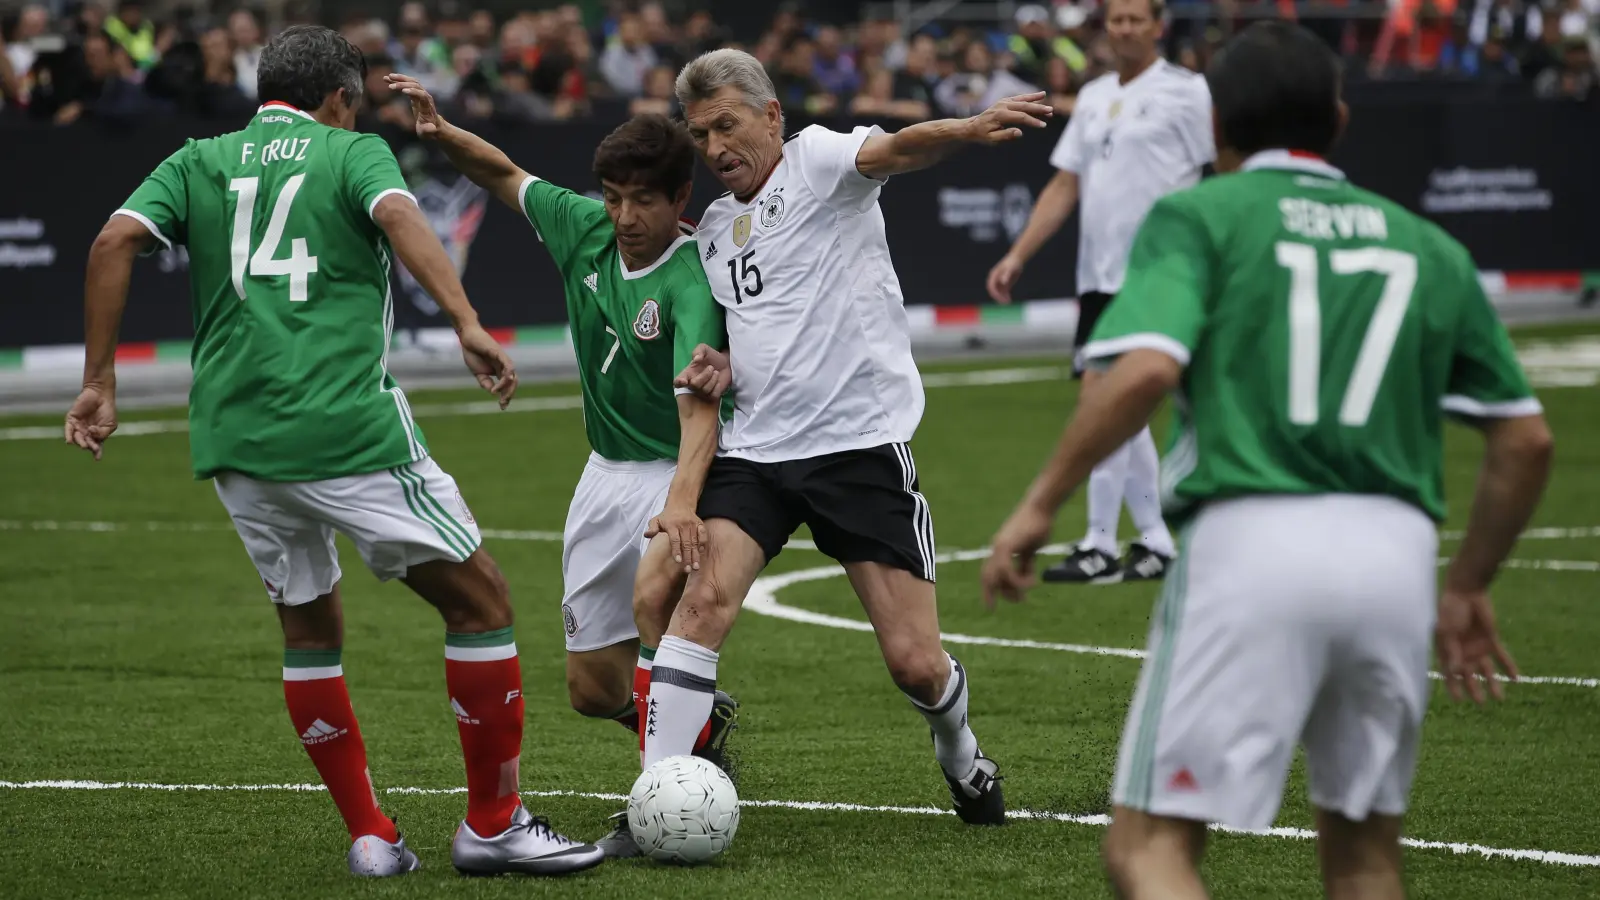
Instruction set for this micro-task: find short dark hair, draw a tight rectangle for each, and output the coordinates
[256,24,366,112]
[592,113,696,198]
[1206,21,1342,158]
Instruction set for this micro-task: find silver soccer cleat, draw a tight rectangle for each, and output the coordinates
[451,804,606,876]
[594,809,643,859]
[347,832,422,876]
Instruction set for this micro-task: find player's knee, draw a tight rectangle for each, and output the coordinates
[566,669,629,718]
[884,642,948,703]
[673,576,737,643]
[435,552,513,633]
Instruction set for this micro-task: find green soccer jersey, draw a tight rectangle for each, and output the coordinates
[1085,150,1540,527]
[115,102,426,482]
[517,175,727,462]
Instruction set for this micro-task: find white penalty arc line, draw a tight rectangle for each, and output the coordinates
[2,780,1595,868]
[743,544,1600,688]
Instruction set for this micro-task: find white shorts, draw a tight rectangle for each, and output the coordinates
[1112,494,1437,830]
[561,452,676,652]
[214,457,482,605]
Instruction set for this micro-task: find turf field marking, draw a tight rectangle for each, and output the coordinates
[743,546,1600,688]
[2,779,1595,867]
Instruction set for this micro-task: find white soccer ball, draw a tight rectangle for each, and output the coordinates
[627,755,740,864]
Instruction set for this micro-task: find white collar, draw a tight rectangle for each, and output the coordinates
[1240,149,1346,180]
[618,233,693,281]
[1116,57,1165,89]
[256,102,316,122]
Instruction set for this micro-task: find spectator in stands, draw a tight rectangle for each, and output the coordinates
[892,31,938,109]
[600,11,656,96]
[629,63,677,116]
[197,24,252,118]
[681,9,725,60]
[392,2,453,95]
[934,38,1038,118]
[813,24,859,95]
[104,0,156,70]
[1009,4,1087,87]
[850,63,930,120]
[448,43,494,118]
[7,5,49,84]
[770,31,836,114]
[1535,34,1597,99]
[228,8,262,99]
[1522,12,1566,80]
[468,8,496,52]
[1042,54,1079,114]
[1547,0,1595,38]
[638,2,682,68]
[1469,0,1536,50]
[343,17,389,58]
[0,28,18,108]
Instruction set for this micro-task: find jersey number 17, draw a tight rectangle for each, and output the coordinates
[1274,243,1418,429]
[227,173,319,303]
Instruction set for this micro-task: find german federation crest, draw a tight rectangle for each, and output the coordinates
[760,193,785,229]
[633,298,662,340]
[732,214,752,248]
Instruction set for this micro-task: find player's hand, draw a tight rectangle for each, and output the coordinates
[64,384,118,461]
[1435,587,1518,704]
[646,504,708,573]
[674,344,733,400]
[457,324,518,409]
[964,92,1052,145]
[987,254,1024,304]
[386,73,443,137]
[980,503,1055,609]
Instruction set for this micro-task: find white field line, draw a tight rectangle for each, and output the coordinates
[743,544,1600,688]
[1,779,1595,868]
[0,368,1065,442]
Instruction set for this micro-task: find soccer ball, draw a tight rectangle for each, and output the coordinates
[627,755,740,864]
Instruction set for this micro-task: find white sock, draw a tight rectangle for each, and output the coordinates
[907,654,979,779]
[1083,442,1132,556]
[1123,427,1176,557]
[643,635,718,769]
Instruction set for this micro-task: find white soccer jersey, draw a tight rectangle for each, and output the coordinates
[695,124,924,463]
[1052,59,1214,294]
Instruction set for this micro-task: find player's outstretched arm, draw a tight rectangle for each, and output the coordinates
[855,92,1053,180]
[987,169,1079,304]
[65,215,152,459]
[373,194,518,407]
[386,73,529,212]
[647,393,722,573]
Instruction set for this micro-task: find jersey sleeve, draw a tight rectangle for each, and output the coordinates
[340,133,416,220]
[1442,261,1542,420]
[113,143,191,252]
[797,124,885,215]
[1173,80,1216,170]
[518,175,610,269]
[1081,195,1211,366]
[1049,103,1089,174]
[670,265,727,396]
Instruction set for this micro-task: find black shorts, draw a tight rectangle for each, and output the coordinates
[697,443,936,582]
[1072,291,1115,378]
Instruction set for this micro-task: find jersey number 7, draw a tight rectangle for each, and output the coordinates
[1275,242,1418,429]
[227,173,320,303]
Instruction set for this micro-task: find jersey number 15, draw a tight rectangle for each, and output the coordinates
[1275,243,1418,429]
[227,173,319,303]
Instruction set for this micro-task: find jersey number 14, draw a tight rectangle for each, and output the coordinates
[1275,242,1417,428]
[227,173,319,303]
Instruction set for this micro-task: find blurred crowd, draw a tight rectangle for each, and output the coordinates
[2,0,1597,127]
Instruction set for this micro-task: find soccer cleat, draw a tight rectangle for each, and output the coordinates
[347,832,421,877]
[1041,544,1123,584]
[945,751,1006,826]
[1121,542,1174,582]
[451,804,605,876]
[693,690,740,783]
[594,809,642,859]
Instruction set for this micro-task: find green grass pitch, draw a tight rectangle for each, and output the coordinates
[3,325,1600,898]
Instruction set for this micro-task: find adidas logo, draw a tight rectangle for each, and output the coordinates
[1168,767,1200,792]
[704,240,718,261]
[300,718,349,745]
[451,697,480,725]
[583,272,598,293]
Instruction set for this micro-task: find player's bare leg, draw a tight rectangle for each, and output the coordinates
[566,640,639,724]
[1315,810,1405,900]
[849,562,1003,824]
[403,551,603,876]
[1102,807,1209,900]
[277,586,420,876]
[641,519,765,769]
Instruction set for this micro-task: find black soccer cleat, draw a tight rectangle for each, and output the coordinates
[1120,542,1174,582]
[692,690,740,784]
[1041,544,1122,584]
[945,751,1006,826]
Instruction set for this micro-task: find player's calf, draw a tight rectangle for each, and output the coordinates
[1315,810,1404,900]
[1102,808,1209,900]
[565,642,639,729]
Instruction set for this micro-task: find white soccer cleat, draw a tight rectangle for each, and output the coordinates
[451,804,605,876]
[347,832,422,876]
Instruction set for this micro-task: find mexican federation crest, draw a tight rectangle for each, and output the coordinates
[633,298,662,340]
[733,213,752,248]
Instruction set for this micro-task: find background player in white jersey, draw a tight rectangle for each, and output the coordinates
[987,0,1212,584]
[637,48,1051,825]
[982,21,1552,899]
[65,26,602,878]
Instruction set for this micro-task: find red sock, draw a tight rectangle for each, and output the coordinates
[282,649,397,843]
[636,645,714,758]
[445,628,524,837]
